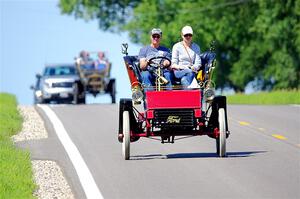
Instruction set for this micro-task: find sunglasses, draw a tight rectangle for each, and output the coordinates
[152,35,161,39]
[184,34,193,38]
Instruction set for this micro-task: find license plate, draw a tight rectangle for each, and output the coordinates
[59,93,68,98]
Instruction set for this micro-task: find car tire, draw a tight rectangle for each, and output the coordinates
[216,108,226,157]
[41,99,49,104]
[79,96,86,104]
[122,111,130,160]
[109,79,116,104]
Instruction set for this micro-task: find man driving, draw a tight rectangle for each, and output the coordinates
[138,28,173,90]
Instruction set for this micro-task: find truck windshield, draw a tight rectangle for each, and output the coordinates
[44,66,76,76]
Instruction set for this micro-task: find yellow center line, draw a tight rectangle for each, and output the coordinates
[239,121,250,126]
[272,134,287,140]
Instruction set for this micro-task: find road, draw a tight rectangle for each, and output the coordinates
[23,104,300,199]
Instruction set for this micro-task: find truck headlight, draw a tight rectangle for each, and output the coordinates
[35,90,42,98]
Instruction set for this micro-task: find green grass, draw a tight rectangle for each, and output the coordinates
[226,90,300,104]
[0,93,36,199]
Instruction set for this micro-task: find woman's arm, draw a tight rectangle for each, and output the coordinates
[192,44,201,71]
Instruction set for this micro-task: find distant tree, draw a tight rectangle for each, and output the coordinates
[60,0,300,91]
[229,0,300,91]
[59,0,140,32]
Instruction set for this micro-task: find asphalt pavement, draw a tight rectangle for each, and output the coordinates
[20,104,300,199]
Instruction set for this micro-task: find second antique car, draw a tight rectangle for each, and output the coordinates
[118,44,230,160]
[74,51,116,104]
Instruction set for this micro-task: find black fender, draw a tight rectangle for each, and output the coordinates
[118,98,140,142]
[208,96,229,135]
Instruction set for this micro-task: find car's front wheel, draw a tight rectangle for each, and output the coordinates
[216,108,226,157]
[41,98,49,104]
[122,111,130,160]
[78,96,86,104]
[111,80,116,104]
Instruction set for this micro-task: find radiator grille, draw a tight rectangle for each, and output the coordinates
[52,82,74,88]
[153,109,195,128]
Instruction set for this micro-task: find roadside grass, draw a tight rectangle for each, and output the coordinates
[226,90,300,104]
[0,93,36,198]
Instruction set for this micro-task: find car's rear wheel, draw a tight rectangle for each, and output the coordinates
[78,96,86,104]
[122,111,130,160]
[41,99,49,104]
[110,80,116,104]
[216,108,226,157]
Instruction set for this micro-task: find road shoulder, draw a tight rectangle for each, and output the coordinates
[13,105,83,199]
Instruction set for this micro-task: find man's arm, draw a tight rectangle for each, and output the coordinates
[139,58,148,70]
[138,47,148,70]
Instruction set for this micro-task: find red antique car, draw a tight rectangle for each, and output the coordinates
[118,44,229,160]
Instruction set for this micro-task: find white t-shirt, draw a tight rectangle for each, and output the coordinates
[171,42,201,70]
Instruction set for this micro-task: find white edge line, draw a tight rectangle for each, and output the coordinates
[38,104,103,199]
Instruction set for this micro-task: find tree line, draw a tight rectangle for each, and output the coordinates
[59,0,300,92]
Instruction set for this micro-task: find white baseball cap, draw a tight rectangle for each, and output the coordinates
[151,28,162,36]
[182,26,193,35]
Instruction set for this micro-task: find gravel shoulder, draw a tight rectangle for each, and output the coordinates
[32,160,74,199]
[12,106,48,142]
[13,105,74,199]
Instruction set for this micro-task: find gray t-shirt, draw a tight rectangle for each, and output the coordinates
[171,42,201,70]
[138,45,171,60]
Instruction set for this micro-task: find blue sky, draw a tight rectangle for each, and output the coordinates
[0,0,141,104]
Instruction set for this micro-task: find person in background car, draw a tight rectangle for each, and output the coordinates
[171,25,201,87]
[94,51,109,74]
[79,50,94,70]
[138,28,173,90]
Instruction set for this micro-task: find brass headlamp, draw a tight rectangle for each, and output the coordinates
[131,84,143,104]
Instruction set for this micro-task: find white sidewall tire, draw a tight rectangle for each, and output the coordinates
[122,111,130,160]
[218,108,226,157]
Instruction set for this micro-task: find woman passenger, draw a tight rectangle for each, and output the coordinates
[171,25,201,87]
